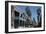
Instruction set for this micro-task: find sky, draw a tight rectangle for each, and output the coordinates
[15,5,41,22]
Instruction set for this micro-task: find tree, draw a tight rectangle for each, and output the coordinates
[25,6,32,27]
[37,8,41,27]
[25,6,31,17]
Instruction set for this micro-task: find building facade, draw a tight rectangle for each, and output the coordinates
[11,5,32,28]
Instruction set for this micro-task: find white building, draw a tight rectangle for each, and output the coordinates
[11,5,32,28]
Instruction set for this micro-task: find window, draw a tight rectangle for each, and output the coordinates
[21,14,23,17]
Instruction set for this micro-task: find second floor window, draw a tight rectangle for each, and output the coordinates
[21,14,23,17]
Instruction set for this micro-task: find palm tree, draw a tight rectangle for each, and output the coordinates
[25,6,31,17]
[37,8,41,27]
[25,6,32,27]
